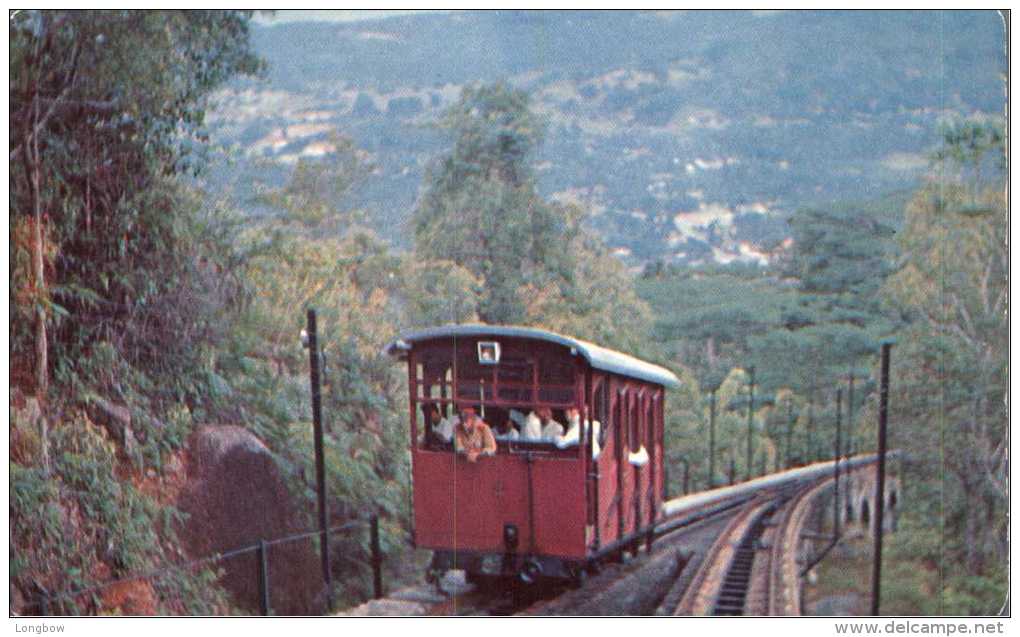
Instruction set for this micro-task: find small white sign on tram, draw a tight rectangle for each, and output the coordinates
[477,341,501,364]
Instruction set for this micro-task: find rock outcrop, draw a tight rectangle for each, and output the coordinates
[178,425,324,615]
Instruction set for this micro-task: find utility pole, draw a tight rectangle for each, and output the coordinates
[847,372,856,458]
[745,366,756,481]
[871,342,893,616]
[834,388,842,537]
[786,399,794,468]
[807,392,815,463]
[708,388,717,487]
[305,309,333,611]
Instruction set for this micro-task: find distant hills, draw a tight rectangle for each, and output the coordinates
[205,10,1005,267]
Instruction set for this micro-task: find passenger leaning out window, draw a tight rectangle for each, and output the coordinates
[454,408,497,462]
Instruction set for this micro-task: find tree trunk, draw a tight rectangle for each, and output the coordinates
[25,94,50,471]
[960,477,981,574]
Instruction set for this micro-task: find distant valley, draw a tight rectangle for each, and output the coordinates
[205,10,1005,267]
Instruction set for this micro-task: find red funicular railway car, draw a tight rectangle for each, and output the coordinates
[385,325,679,584]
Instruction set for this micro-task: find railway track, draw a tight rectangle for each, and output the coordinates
[671,477,843,616]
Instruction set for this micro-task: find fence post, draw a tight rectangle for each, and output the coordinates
[370,515,383,599]
[257,539,271,616]
[305,309,333,611]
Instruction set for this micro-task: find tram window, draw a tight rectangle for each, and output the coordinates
[455,353,494,405]
[594,383,609,447]
[498,386,533,402]
[539,357,573,385]
[419,351,453,401]
[614,391,625,452]
[644,399,654,454]
[629,397,641,453]
[538,387,574,404]
[417,403,435,446]
[496,357,533,384]
[457,381,494,401]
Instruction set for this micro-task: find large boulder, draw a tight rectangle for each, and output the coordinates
[178,426,324,615]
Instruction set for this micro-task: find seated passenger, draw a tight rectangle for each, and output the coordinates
[494,419,520,440]
[509,409,528,430]
[538,407,564,442]
[556,409,603,459]
[556,407,582,448]
[522,411,543,440]
[430,405,458,444]
[454,408,497,462]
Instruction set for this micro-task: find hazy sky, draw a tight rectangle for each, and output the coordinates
[253,10,450,25]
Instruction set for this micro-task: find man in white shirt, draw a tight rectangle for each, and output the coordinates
[427,405,459,443]
[494,418,520,440]
[538,407,564,442]
[522,411,543,440]
[557,407,582,447]
[556,408,603,459]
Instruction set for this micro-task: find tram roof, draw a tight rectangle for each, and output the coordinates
[384,324,680,389]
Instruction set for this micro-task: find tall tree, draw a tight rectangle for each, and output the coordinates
[883,117,1006,587]
[778,196,901,380]
[9,10,262,429]
[412,83,570,325]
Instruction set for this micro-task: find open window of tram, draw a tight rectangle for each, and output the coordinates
[410,339,584,455]
[592,378,609,450]
[413,346,455,448]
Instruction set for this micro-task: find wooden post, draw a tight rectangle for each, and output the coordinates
[786,400,794,468]
[257,539,271,615]
[808,392,815,463]
[306,309,333,610]
[847,373,856,457]
[871,342,892,615]
[834,388,842,537]
[745,366,755,481]
[708,388,717,487]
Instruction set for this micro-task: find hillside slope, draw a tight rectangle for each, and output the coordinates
[206,10,1005,265]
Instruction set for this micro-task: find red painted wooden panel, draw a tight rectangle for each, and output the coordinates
[597,434,619,543]
[413,449,587,559]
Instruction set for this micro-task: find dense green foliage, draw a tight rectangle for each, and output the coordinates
[640,117,1007,614]
[9,10,263,614]
[880,119,1007,613]
[10,11,262,393]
